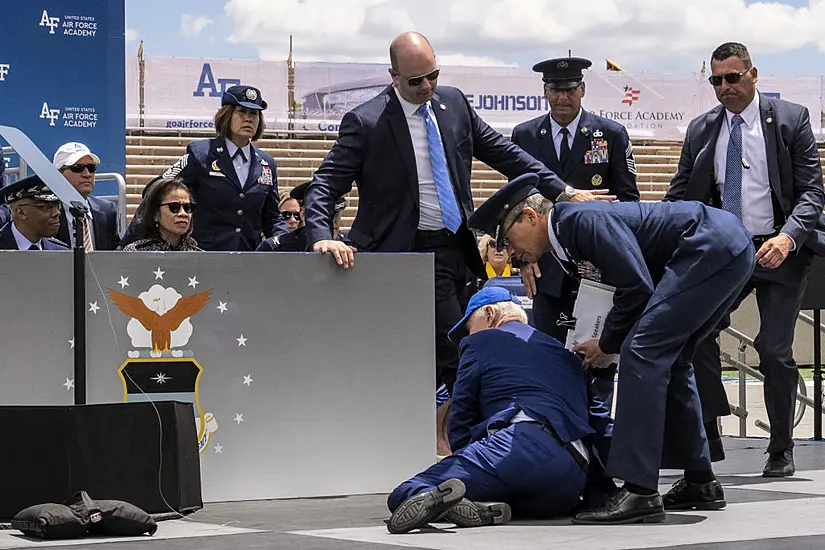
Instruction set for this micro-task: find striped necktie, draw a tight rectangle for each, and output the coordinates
[82,216,94,252]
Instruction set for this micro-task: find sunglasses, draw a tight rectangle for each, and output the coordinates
[66,163,97,174]
[162,202,195,214]
[282,211,302,221]
[396,68,440,87]
[708,70,750,87]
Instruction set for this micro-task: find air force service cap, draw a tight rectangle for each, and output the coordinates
[222,85,268,110]
[448,286,522,343]
[468,173,542,248]
[1,175,61,205]
[533,57,592,90]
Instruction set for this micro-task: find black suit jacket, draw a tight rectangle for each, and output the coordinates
[0,222,69,250]
[303,85,567,277]
[512,109,640,297]
[57,195,120,250]
[665,93,825,251]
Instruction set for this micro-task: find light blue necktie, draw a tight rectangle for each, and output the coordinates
[722,114,745,219]
[418,103,462,233]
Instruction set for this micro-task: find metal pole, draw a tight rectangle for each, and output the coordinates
[138,41,145,128]
[738,343,747,437]
[815,309,822,440]
[72,208,88,405]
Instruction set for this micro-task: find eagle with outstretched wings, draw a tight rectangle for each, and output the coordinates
[108,288,211,352]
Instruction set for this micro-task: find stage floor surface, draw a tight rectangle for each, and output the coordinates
[5,436,825,549]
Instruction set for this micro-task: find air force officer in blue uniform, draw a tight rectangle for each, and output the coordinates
[386,287,594,534]
[139,85,287,251]
[470,174,756,524]
[511,57,640,410]
[302,32,612,392]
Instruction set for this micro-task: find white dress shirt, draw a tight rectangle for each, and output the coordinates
[393,87,446,231]
[549,109,583,159]
[714,91,775,237]
[12,222,41,250]
[226,140,252,187]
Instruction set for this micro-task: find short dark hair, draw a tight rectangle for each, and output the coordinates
[133,177,193,240]
[213,105,264,142]
[711,42,752,69]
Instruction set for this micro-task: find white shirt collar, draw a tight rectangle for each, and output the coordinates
[226,140,251,162]
[11,222,40,250]
[547,208,570,262]
[725,91,760,128]
[393,86,430,118]
[550,109,583,140]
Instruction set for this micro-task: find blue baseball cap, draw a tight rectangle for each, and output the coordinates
[448,287,521,343]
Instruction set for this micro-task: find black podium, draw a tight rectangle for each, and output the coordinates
[802,255,825,440]
[0,401,202,520]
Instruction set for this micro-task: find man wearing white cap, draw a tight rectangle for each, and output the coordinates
[52,142,120,250]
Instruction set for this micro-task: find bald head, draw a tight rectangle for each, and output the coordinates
[388,32,439,104]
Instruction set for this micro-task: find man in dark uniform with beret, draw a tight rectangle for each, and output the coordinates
[0,175,69,250]
[469,173,756,524]
[122,85,287,251]
[511,57,640,409]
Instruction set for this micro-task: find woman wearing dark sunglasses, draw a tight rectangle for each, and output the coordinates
[123,177,200,251]
[121,85,287,251]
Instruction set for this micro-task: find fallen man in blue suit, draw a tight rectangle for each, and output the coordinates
[468,173,756,524]
[386,286,602,534]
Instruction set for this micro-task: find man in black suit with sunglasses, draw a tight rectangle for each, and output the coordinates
[666,42,824,478]
[303,32,612,402]
[52,142,121,250]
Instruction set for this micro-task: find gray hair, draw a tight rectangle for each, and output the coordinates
[500,193,553,238]
[468,300,528,328]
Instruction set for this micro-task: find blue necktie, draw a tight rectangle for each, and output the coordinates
[722,114,745,219]
[418,103,462,233]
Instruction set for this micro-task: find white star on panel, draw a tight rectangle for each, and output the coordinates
[188,276,199,289]
[68,338,74,349]
[151,373,171,385]
[234,413,244,425]
[242,374,254,386]
[217,301,228,314]
[88,302,100,314]
[118,276,129,289]
[236,334,247,347]
[63,377,74,391]
[214,444,223,454]
[153,267,165,280]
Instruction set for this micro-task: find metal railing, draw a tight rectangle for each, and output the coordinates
[721,322,823,437]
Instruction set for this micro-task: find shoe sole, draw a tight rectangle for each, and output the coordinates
[665,500,727,511]
[388,479,466,534]
[762,471,795,478]
[572,511,666,525]
[443,500,512,528]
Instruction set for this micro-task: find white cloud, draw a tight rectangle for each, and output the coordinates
[222,0,825,69]
[126,27,140,42]
[181,14,214,38]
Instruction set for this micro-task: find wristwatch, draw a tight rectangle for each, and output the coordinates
[556,185,577,202]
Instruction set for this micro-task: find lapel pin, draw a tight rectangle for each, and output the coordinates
[216,147,224,153]
[540,128,547,136]
[439,103,446,111]
[581,127,588,135]
[766,117,773,124]
[261,158,267,165]
[591,174,603,186]
[593,129,603,138]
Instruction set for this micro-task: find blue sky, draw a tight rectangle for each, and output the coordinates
[126,0,825,75]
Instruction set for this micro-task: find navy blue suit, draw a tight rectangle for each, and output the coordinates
[0,222,69,250]
[56,195,120,250]
[512,109,640,413]
[388,322,595,518]
[303,85,568,388]
[549,200,755,489]
[666,94,825,454]
[123,137,287,251]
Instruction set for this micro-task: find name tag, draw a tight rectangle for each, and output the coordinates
[209,171,226,178]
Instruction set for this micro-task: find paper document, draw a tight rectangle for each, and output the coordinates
[564,278,617,355]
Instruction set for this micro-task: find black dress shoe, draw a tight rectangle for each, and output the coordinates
[763,450,795,478]
[442,499,512,528]
[387,479,466,534]
[663,478,726,510]
[572,488,665,525]
[709,438,726,462]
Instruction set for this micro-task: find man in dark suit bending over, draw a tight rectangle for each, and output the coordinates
[303,31,612,398]
[665,42,825,477]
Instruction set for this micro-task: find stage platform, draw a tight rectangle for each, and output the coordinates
[3,436,825,549]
